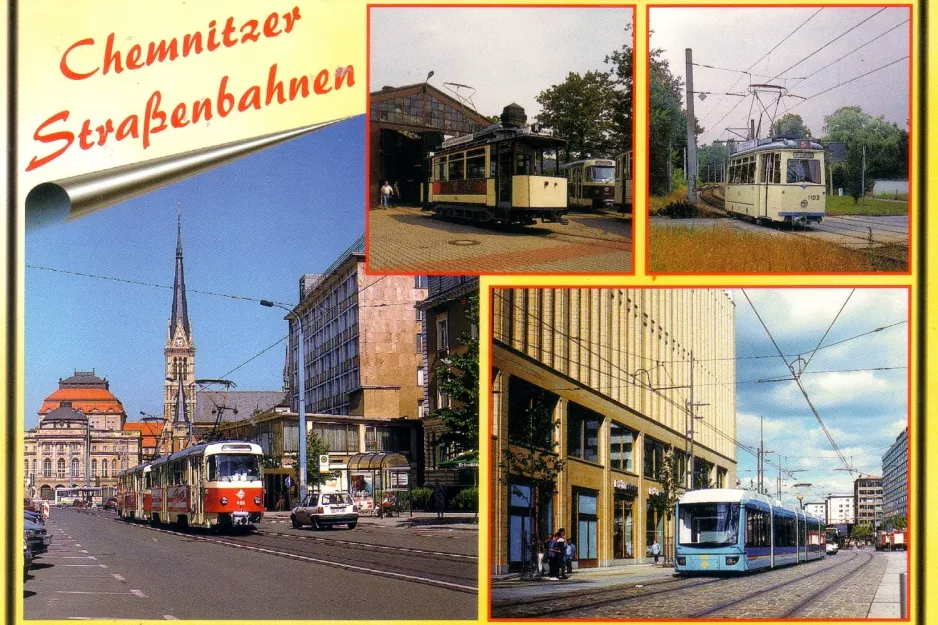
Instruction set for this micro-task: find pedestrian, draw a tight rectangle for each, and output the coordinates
[433,482,445,520]
[651,539,661,565]
[393,181,401,206]
[276,491,286,512]
[565,538,576,575]
[550,528,567,580]
[380,180,393,208]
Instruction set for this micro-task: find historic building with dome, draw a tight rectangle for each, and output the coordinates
[24,370,141,501]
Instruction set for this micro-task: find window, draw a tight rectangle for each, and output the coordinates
[91,459,97,476]
[57,458,66,478]
[786,158,821,184]
[416,308,424,321]
[716,466,728,488]
[416,333,424,353]
[102,459,109,478]
[71,458,80,478]
[586,166,615,183]
[433,158,446,182]
[417,399,425,419]
[678,503,740,546]
[417,366,425,386]
[449,155,465,180]
[43,458,52,478]
[436,316,449,352]
[610,423,635,472]
[437,386,451,410]
[644,437,665,479]
[466,148,486,179]
[507,376,559,450]
[745,507,771,547]
[415,276,428,289]
[567,402,601,463]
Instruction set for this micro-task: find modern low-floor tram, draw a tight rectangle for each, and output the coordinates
[724,137,827,224]
[675,488,825,574]
[560,158,616,210]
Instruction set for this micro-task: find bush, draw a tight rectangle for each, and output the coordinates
[409,487,433,511]
[660,200,699,219]
[452,487,478,512]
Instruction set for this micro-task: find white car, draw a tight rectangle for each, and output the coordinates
[291,491,359,530]
[826,542,839,555]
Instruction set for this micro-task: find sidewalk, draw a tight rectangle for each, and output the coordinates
[492,562,676,602]
[867,551,907,618]
[262,510,478,531]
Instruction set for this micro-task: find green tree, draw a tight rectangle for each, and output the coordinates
[648,48,702,196]
[887,514,907,531]
[771,113,812,138]
[648,449,682,523]
[697,142,731,183]
[604,25,634,154]
[500,390,564,576]
[850,522,875,541]
[304,431,332,487]
[536,70,620,159]
[431,294,479,454]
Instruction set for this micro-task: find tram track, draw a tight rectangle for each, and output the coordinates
[111,515,478,594]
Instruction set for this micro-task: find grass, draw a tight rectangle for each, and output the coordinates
[649,189,686,215]
[826,195,908,216]
[874,192,908,201]
[649,223,907,272]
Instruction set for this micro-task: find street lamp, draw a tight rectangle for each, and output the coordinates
[261,299,307,503]
[793,482,813,509]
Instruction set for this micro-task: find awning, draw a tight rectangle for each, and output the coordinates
[346,452,410,471]
[438,451,479,469]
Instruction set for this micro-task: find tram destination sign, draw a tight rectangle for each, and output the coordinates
[792,152,815,159]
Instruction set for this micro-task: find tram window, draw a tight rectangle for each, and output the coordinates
[466,150,486,179]
[745,158,756,184]
[210,454,260,482]
[587,166,615,183]
[433,159,446,182]
[516,152,532,175]
[449,156,465,180]
[787,158,821,184]
[745,508,770,547]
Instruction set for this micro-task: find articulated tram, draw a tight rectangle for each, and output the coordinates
[424,105,568,226]
[675,489,825,573]
[724,137,826,224]
[131,441,266,529]
[560,158,616,210]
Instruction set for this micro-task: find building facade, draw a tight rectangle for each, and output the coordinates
[826,493,855,525]
[491,288,737,573]
[25,371,141,501]
[854,474,884,528]
[804,502,826,522]
[284,236,428,421]
[881,428,908,529]
[417,276,480,487]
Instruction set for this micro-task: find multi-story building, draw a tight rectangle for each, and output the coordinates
[826,493,855,525]
[491,288,737,573]
[284,235,428,420]
[804,502,826,522]
[881,428,908,529]
[854,474,884,528]
[417,275,480,487]
[25,371,141,501]
[122,421,164,462]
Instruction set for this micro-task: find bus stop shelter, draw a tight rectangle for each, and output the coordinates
[345,452,413,513]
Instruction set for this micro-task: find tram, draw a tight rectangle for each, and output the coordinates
[614,151,633,214]
[149,441,265,529]
[559,158,616,210]
[674,489,825,574]
[117,463,152,521]
[423,104,568,226]
[724,137,826,224]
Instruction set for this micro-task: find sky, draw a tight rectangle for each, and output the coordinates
[370,7,633,121]
[25,116,365,429]
[650,7,910,145]
[730,288,908,509]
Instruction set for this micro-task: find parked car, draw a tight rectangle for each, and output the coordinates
[826,542,839,555]
[291,491,359,530]
[24,533,33,580]
[103,497,118,512]
[24,518,51,555]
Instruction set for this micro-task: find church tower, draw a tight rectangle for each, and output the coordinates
[164,208,196,445]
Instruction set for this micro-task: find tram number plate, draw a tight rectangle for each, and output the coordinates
[807,195,821,201]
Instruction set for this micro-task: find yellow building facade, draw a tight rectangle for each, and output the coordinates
[491,288,737,573]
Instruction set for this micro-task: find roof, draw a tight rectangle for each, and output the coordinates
[123,422,164,448]
[39,387,124,415]
[59,370,108,388]
[42,404,88,423]
[729,137,824,157]
[170,215,191,339]
[370,83,492,128]
[417,276,479,311]
[193,390,288,425]
[678,488,822,521]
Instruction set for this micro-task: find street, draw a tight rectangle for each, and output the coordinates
[25,507,478,620]
[368,205,632,273]
[492,550,906,619]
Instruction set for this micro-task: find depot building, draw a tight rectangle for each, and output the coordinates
[490,288,738,573]
[369,83,490,206]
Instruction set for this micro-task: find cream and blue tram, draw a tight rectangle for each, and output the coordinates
[614,151,633,214]
[150,441,265,529]
[675,489,825,574]
[559,158,616,210]
[725,138,826,224]
[424,123,568,226]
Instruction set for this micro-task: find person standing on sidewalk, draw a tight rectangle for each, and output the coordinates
[549,529,568,580]
[564,539,576,575]
[651,540,661,565]
[433,482,445,520]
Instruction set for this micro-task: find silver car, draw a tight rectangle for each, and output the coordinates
[291,491,359,530]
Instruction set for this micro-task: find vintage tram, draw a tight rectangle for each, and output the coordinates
[724,137,826,224]
[675,489,825,574]
[423,104,568,226]
[117,463,152,522]
[559,158,616,210]
[149,441,265,529]
[614,150,633,214]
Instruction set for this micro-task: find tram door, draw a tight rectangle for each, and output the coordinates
[497,143,512,207]
[758,153,780,218]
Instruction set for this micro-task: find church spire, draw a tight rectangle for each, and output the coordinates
[173,377,189,425]
[170,203,191,339]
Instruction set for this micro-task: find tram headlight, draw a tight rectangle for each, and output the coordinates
[800,199,808,208]
[254,496,262,505]
[676,557,686,566]
[725,556,739,566]
[220,496,228,506]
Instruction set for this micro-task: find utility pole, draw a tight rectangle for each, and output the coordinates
[686,350,695,490]
[685,48,698,203]
[861,144,866,203]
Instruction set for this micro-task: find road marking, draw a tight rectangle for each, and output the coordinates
[112,574,126,582]
[163,615,179,620]
[131,589,147,597]
[259,530,479,561]
[56,591,146,597]
[80,549,89,553]
[43,555,98,560]
[58,564,107,568]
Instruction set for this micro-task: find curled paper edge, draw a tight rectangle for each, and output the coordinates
[25,117,353,231]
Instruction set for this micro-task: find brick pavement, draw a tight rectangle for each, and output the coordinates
[368,206,632,273]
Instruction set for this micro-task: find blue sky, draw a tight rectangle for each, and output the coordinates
[731,288,908,507]
[25,115,365,429]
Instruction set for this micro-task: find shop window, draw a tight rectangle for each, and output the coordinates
[567,402,601,463]
[507,376,559,450]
